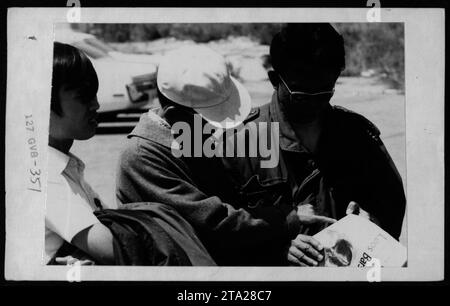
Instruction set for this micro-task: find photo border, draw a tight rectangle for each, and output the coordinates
[5,7,445,281]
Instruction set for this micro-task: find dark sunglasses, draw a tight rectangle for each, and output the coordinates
[278,74,335,101]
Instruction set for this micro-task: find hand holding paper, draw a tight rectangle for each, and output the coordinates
[346,201,381,226]
[314,214,407,267]
[288,234,324,266]
[297,203,337,225]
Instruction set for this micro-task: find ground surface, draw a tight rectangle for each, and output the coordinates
[72,76,407,245]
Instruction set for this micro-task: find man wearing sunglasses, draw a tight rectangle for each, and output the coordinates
[223,23,406,266]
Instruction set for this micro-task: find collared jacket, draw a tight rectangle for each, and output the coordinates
[116,110,302,265]
[222,93,406,240]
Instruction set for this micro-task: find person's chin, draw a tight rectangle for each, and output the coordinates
[88,126,97,137]
[88,117,98,127]
[88,119,98,133]
[288,113,317,124]
[78,127,97,140]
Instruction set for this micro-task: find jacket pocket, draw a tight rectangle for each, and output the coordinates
[240,175,291,209]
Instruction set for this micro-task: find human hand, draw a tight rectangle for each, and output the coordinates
[297,204,336,225]
[346,201,380,226]
[55,255,95,266]
[288,234,324,266]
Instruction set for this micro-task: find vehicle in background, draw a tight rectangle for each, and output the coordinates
[54,29,159,116]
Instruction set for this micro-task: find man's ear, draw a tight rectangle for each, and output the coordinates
[268,70,279,88]
[160,105,177,120]
[163,105,194,125]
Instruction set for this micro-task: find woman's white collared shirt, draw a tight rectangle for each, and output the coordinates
[45,146,104,264]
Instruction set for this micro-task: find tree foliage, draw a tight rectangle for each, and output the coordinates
[73,23,404,89]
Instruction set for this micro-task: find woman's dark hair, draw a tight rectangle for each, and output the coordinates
[270,23,345,79]
[51,42,98,116]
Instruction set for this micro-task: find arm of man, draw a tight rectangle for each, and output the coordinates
[332,109,406,240]
[70,223,115,265]
[343,117,406,240]
[117,139,301,265]
[362,138,406,239]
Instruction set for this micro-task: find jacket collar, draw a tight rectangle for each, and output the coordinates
[48,146,70,180]
[269,92,309,153]
[269,92,335,155]
[128,109,174,148]
[47,146,85,181]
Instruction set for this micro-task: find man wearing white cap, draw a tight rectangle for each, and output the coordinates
[156,45,253,129]
[116,45,304,265]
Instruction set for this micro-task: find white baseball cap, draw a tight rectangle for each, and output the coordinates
[157,45,252,129]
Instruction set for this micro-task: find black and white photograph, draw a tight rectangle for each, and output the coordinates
[4,7,444,282]
[47,21,407,267]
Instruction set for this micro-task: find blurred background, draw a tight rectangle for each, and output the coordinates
[54,23,406,244]
[71,23,404,88]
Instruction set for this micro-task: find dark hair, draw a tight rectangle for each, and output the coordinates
[51,42,98,116]
[270,23,345,79]
[334,239,353,265]
[156,86,199,126]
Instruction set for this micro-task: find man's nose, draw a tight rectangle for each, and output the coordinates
[90,97,100,111]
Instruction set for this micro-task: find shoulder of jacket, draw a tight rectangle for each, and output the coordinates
[333,105,381,138]
[242,107,261,124]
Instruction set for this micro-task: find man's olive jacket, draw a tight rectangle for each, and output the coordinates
[223,94,406,240]
[116,110,302,266]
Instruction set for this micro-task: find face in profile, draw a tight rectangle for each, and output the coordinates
[50,62,100,141]
[323,238,353,267]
